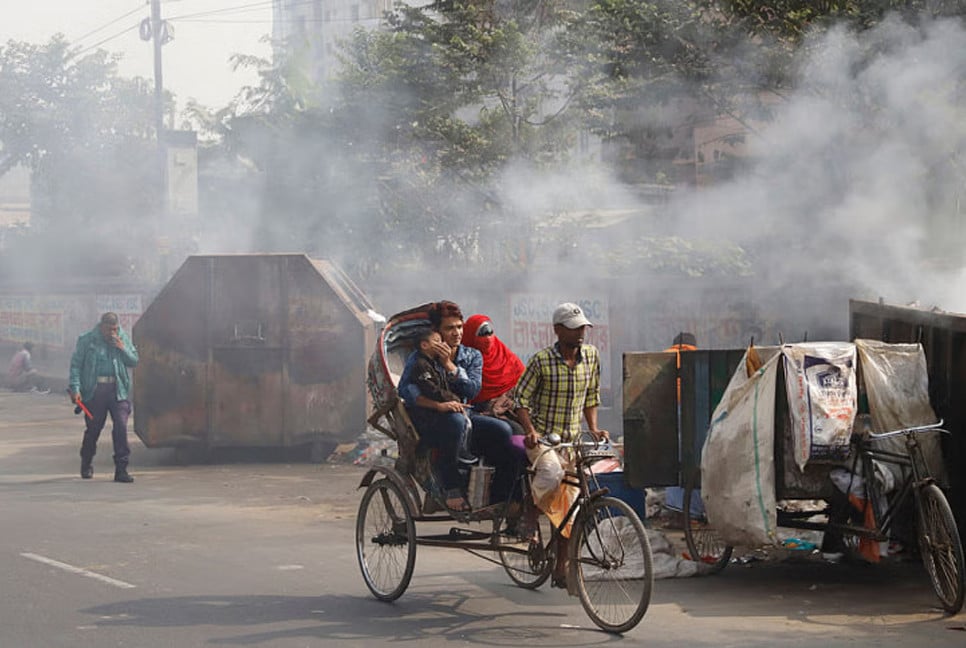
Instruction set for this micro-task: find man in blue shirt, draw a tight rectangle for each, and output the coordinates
[69,312,139,483]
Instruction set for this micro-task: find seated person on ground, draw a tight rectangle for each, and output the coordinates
[397,328,473,511]
[6,342,46,392]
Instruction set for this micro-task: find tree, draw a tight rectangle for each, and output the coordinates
[0,37,162,278]
[184,51,392,278]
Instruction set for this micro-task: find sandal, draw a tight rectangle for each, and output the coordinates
[446,488,470,513]
[446,496,470,512]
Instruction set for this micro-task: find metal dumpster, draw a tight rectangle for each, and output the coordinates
[850,298,966,539]
[132,254,377,459]
[622,349,744,488]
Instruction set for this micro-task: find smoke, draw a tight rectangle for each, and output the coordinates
[184,10,966,350]
[670,15,966,314]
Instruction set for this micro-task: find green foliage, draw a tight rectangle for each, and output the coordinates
[330,0,584,270]
[205,0,966,282]
[339,0,578,171]
[0,37,162,278]
[718,0,966,40]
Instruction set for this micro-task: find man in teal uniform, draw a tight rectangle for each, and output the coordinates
[69,312,139,483]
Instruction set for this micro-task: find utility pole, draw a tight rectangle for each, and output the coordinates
[151,0,164,148]
[149,0,169,279]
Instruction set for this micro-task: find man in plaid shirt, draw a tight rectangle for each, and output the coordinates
[514,302,609,590]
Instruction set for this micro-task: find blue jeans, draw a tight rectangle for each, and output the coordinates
[468,414,523,504]
[407,407,469,492]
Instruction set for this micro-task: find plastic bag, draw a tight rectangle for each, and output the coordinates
[527,445,565,505]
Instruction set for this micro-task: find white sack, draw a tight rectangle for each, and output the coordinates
[701,348,779,547]
[854,339,946,486]
[782,343,857,471]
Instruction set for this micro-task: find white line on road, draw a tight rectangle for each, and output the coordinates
[20,552,137,589]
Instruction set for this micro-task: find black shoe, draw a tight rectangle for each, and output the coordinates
[114,470,134,483]
[81,464,93,479]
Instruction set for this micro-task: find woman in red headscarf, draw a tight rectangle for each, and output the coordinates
[463,313,525,427]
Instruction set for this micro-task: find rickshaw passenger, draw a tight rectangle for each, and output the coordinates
[428,301,523,507]
[515,302,609,590]
[462,313,526,438]
[398,329,474,511]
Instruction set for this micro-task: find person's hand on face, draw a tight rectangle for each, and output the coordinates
[101,324,124,349]
[430,339,452,362]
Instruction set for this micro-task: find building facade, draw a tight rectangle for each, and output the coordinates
[272,0,395,82]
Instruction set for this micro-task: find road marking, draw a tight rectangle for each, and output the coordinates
[20,552,136,589]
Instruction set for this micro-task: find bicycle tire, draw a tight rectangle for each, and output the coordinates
[571,496,653,633]
[356,478,417,601]
[916,483,965,614]
[683,467,733,573]
[493,499,553,589]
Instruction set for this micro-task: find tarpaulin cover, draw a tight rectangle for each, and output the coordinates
[854,339,946,486]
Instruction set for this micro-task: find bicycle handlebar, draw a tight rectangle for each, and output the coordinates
[538,432,616,455]
[865,419,948,440]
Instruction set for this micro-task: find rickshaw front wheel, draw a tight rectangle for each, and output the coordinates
[356,478,417,601]
[571,496,653,633]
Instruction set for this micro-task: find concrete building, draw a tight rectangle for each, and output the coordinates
[272,0,395,82]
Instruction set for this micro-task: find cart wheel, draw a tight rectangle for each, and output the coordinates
[683,467,733,573]
[916,483,965,614]
[356,478,416,601]
[571,496,653,634]
[493,499,553,589]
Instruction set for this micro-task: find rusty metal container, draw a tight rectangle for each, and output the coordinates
[622,349,743,488]
[850,299,966,538]
[132,254,377,458]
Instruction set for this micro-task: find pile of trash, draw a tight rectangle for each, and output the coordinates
[327,430,398,467]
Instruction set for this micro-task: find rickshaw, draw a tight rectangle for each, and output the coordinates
[624,341,964,614]
[357,303,654,633]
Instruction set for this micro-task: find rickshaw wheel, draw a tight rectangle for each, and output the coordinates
[492,504,553,589]
[571,496,653,634]
[916,483,965,614]
[356,478,417,601]
[683,467,733,573]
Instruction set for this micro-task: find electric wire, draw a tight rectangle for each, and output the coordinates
[165,0,280,21]
[72,23,143,58]
[174,16,380,23]
[68,0,347,60]
[71,3,147,46]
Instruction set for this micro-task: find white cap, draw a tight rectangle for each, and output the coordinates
[552,302,593,329]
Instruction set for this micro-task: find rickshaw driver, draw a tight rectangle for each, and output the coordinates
[515,302,609,590]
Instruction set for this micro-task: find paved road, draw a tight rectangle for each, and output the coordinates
[1,391,964,647]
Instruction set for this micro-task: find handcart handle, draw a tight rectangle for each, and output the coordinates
[867,419,948,440]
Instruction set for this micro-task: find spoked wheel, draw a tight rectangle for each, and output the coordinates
[916,483,965,614]
[493,500,553,589]
[571,496,653,633]
[683,467,733,573]
[356,478,417,601]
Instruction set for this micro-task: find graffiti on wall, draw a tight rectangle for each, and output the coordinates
[509,293,611,392]
[0,294,144,350]
[0,296,68,347]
